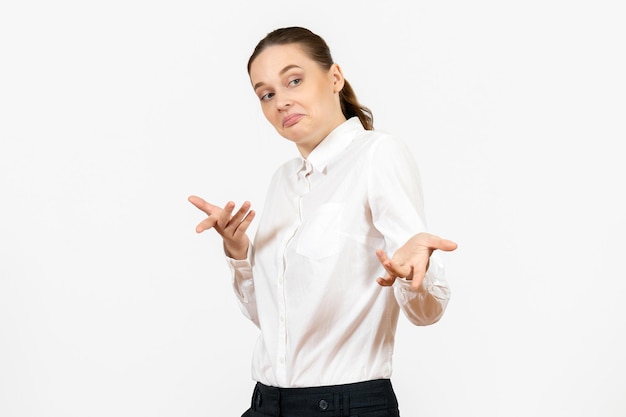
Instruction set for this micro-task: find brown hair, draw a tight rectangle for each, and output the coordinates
[247,27,374,130]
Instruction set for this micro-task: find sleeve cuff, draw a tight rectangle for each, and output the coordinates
[393,255,450,302]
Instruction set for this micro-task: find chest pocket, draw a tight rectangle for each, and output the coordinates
[296,202,345,260]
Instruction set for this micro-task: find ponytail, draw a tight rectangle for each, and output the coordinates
[340,80,374,130]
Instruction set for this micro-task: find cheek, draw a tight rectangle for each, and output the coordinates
[261,106,275,122]
[314,86,335,108]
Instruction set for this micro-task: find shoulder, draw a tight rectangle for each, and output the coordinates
[269,157,301,181]
[353,129,414,161]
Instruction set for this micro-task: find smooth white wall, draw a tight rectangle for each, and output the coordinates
[1,1,624,416]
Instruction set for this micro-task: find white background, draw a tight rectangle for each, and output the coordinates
[1,1,625,416]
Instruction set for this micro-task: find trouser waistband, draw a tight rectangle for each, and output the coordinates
[248,378,399,417]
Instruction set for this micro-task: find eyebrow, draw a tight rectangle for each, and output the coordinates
[253,64,303,91]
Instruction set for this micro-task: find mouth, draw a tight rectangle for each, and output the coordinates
[282,114,304,128]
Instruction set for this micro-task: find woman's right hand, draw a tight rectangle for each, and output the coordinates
[188,195,255,260]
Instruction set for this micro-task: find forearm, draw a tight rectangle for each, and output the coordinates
[226,243,259,327]
[393,254,451,325]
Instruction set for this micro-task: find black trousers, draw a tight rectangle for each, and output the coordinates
[241,378,400,417]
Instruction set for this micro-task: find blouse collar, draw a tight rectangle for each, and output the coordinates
[300,117,364,176]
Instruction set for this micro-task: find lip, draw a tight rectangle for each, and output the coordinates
[282,113,304,128]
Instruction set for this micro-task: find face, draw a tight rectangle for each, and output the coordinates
[249,43,346,157]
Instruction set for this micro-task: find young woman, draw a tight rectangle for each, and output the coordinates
[189,26,457,417]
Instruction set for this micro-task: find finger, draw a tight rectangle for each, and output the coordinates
[188,195,220,216]
[224,201,252,235]
[216,201,236,230]
[188,195,204,206]
[195,216,218,233]
[423,234,458,252]
[409,264,428,289]
[378,249,413,279]
[436,238,458,252]
[376,249,397,277]
[376,275,396,287]
[233,209,256,237]
[375,249,390,265]
[384,258,412,279]
[411,278,425,290]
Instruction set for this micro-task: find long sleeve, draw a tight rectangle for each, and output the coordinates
[368,134,451,325]
[392,252,450,325]
[236,118,452,386]
[225,243,260,328]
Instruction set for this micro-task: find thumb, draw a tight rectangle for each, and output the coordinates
[436,238,458,252]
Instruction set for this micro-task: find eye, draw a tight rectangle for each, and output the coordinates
[288,78,302,87]
[260,92,275,102]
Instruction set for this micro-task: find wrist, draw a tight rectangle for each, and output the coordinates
[224,240,248,260]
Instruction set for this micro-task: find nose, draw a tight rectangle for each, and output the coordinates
[275,92,292,112]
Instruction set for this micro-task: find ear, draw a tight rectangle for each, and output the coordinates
[330,63,345,93]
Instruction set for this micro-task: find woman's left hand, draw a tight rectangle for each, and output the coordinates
[376,233,458,289]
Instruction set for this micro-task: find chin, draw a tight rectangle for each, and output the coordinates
[281,133,303,144]
[278,126,304,141]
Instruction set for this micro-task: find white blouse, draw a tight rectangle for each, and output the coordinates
[227,117,450,388]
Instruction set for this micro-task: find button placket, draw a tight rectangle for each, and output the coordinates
[275,159,312,386]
